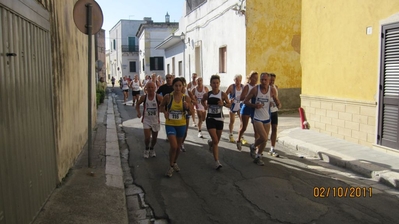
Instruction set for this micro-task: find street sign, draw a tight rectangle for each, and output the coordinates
[73,0,103,35]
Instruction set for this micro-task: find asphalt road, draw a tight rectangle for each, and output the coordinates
[111,87,399,224]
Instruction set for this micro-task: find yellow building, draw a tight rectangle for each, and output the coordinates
[301,0,399,151]
[246,0,302,110]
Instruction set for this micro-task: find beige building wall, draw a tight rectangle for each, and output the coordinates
[50,0,96,181]
[97,29,106,80]
[301,0,399,147]
[246,0,302,111]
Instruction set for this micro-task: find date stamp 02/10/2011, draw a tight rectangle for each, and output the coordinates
[313,186,373,198]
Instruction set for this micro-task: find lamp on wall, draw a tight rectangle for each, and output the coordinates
[180,32,185,42]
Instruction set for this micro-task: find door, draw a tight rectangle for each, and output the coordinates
[378,22,399,150]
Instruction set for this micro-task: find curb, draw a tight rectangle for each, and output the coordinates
[278,129,399,190]
[110,92,169,223]
[105,94,129,223]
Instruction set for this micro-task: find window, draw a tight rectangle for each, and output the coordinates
[113,39,116,50]
[219,46,227,73]
[142,59,145,71]
[178,61,182,76]
[167,64,170,74]
[128,37,136,51]
[150,57,164,71]
[129,61,136,72]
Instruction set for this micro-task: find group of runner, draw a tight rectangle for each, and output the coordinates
[131,71,281,177]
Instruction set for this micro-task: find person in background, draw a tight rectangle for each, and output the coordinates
[236,71,258,151]
[136,82,163,159]
[157,75,164,86]
[157,74,174,97]
[160,77,193,177]
[130,74,142,106]
[121,76,129,105]
[187,73,198,127]
[111,76,115,88]
[97,77,107,91]
[180,77,195,152]
[244,72,281,166]
[119,77,123,89]
[201,74,231,170]
[225,74,244,144]
[142,75,150,89]
[192,77,208,138]
[268,73,282,157]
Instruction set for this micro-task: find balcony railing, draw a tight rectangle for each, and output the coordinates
[121,45,139,52]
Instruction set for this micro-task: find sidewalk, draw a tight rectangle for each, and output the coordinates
[33,94,128,224]
[278,127,399,190]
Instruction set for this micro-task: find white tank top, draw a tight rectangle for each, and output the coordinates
[253,85,271,121]
[132,80,141,91]
[122,80,129,90]
[270,84,278,113]
[142,95,159,124]
[194,86,206,111]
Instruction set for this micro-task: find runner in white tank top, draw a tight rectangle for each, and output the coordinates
[192,77,208,138]
[236,71,259,151]
[135,82,163,158]
[130,75,142,106]
[268,73,282,157]
[244,72,280,166]
[225,74,244,143]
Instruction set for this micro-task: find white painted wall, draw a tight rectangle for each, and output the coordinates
[164,42,185,77]
[138,25,179,80]
[109,20,144,80]
[179,0,246,89]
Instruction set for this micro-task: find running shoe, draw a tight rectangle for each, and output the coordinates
[198,132,203,138]
[181,144,186,152]
[229,134,235,143]
[149,150,156,157]
[215,161,223,170]
[143,150,149,159]
[249,144,256,158]
[166,167,174,177]
[241,137,248,145]
[253,157,265,166]
[173,163,180,172]
[268,150,279,157]
[207,140,213,152]
[236,141,242,151]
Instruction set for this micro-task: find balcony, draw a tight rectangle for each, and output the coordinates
[121,45,139,52]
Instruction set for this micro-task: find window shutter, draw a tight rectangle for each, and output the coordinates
[129,61,136,72]
[150,57,155,70]
[379,22,399,149]
[159,57,164,70]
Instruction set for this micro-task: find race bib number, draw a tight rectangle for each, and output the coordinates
[208,105,221,114]
[169,111,183,120]
[146,108,157,116]
[256,97,269,106]
[197,98,202,104]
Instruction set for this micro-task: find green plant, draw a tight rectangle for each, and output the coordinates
[96,88,105,106]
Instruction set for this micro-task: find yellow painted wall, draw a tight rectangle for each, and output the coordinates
[301,0,399,101]
[50,0,96,181]
[246,0,302,89]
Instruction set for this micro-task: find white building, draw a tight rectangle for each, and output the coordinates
[155,34,185,78]
[158,0,246,88]
[136,16,179,80]
[109,19,145,80]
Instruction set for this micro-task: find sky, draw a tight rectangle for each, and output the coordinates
[95,0,185,50]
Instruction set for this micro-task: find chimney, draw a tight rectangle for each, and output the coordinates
[143,17,153,23]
